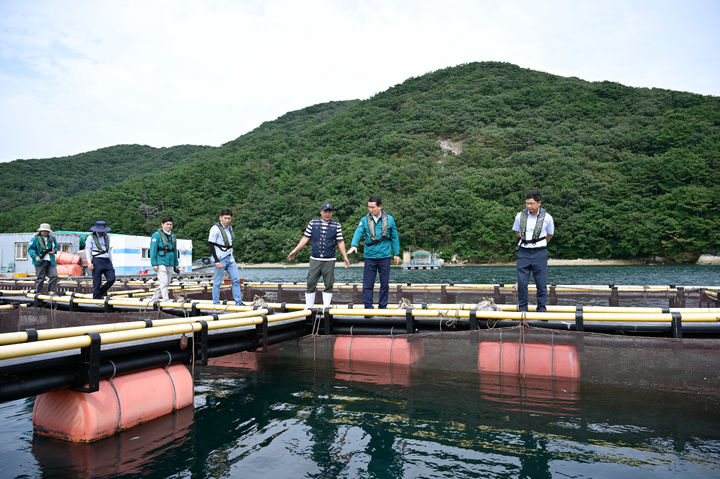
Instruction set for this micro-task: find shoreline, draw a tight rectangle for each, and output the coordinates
[238,257,719,268]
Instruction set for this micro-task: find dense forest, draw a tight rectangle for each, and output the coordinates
[0,144,210,210]
[0,62,718,263]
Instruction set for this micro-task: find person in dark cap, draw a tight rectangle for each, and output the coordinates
[288,201,350,308]
[28,223,58,295]
[85,220,116,299]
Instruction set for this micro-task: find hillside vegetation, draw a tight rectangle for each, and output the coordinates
[0,144,211,210]
[0,62,718,263]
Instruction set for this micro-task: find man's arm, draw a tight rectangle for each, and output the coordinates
[545,234,553,244]
[337,240,350,268]
[288,236,311,260]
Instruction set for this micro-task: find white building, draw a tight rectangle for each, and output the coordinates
[0,231,192,276]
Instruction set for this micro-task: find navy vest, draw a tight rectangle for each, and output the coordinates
[310,220,340,259]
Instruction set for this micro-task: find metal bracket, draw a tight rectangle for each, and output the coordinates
[575,305,584,332]
[73,332,101,393]
[194,320,209,366]
[405,308,415,333]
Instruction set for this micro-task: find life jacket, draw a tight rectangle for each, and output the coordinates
[157,228,176,256]
[36,234,53,256]
[91,233,110,256]
[214,222,234,251]
[519,208,547,245]
[366,211,390,246]
[310,219,340,259]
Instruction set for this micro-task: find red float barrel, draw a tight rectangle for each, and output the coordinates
[55,251,81,265]
[477,341,580,378]
[33,365,194,442]
[56,264,83,276]
[333,336,425,366]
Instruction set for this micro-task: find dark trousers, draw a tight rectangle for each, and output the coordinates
[516,247,548,312]
[34,260,58,294]
[92,257,116,299]
[362,257,391,308]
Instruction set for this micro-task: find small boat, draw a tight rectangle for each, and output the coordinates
[401,250,443,269]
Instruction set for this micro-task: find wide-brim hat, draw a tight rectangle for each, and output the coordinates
[90,221,111,233]
[37,223,52,233]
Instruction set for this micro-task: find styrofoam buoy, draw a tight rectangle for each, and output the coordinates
[333,336,425,365]
[33,364,194,442]
[478,341,580,378]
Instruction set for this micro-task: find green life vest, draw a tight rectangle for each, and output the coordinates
[367,212,390,246]
[36,234,52,256]
[157,228,176,256]
[91,233,110,256]
[519,208,546,244]
[215,222,234,251]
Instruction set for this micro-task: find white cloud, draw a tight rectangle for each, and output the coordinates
[0,0,718,162]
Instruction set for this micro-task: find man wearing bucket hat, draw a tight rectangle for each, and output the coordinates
[287,202,350,308]
[85,221,116,299]
[28,223,59,295]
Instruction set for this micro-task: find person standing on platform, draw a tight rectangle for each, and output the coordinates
[28,223,58,295]
[512,190,554,312]
[86,220,116,299]
[150,216,179,302]
[347,196,401,309]
[208,209,243,304]
[288,202,350,308]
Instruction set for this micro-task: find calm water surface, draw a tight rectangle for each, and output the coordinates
[1,265,719,478]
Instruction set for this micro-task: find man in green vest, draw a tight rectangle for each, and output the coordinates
[28,223,58,295]
[348,196,401,309]
[150,216,180,302]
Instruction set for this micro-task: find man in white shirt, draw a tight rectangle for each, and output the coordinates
[512,190,554,312]
[208,209,243,304]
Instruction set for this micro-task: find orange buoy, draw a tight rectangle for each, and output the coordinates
[333,336,425,366]
[33,364,194,442]
[335,360,413,386]
[56,264,83,276]
[55,251,81,265]
[477,341,580,378]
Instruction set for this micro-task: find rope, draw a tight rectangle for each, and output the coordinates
[163,351,177,409]
[107,360,122,432]
[398,297,413,309]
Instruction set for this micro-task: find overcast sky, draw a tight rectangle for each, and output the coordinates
[0,0,718,163]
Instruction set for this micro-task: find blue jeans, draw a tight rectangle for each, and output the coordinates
[516,247,548,312]
[213,255,242,304]
[91,257,116,299]
[362,257,391,308]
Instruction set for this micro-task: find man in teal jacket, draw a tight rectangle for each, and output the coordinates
[348,196,401,309]
[28,223,58,295]
[150,216,179,301]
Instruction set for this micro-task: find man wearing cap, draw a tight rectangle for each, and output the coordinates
[150,216,180,302]
[208,209,243,304]
[288,202,350,308]
[85,221,116,299]
[28,223,58,295]
[347,196,401,309]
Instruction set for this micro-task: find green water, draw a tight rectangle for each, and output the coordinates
[239,264,720,287]
[1,265,719,478]
[4,347,719,479]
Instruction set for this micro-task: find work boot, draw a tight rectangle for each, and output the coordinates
[322,292,333,308]
[305,292,316,309]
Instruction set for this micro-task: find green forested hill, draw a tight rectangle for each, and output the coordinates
[0,144,211,210]
[0,62,718,263]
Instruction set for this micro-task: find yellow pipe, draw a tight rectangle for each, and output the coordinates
[0,309,271,346]
[0,309,309,360]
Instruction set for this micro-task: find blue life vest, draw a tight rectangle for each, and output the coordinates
[310,220,340,259]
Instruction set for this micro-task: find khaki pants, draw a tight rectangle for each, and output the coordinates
[151,265,174,301]
[306,258,335,293]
